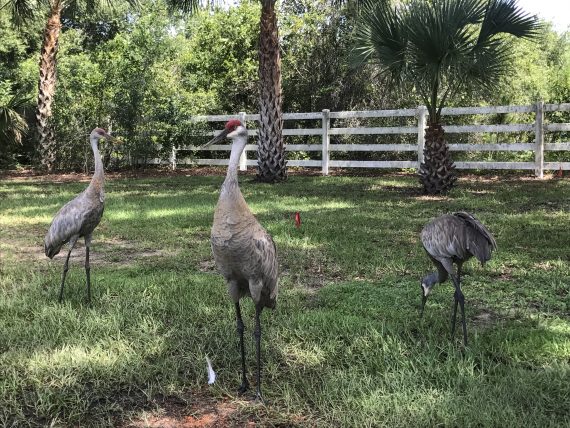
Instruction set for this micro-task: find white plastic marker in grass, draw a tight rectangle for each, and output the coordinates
[205,356,216,385]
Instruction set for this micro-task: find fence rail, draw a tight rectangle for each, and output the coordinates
[152,102,570,177]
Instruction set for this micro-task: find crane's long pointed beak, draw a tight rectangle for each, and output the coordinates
[102,132,117,144]
[203,128,230,147]
[420,295,427,318]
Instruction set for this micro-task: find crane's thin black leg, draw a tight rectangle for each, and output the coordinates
[235,302,249,394]
[450,274,467,346]
[254,305,263,402]
[420,294,427,318]
[85,245,91,304]
[459,289,467,347]
[456,268,467,346]
[450,274,460,339]
[451,295,459,337]
[58,242,76,303]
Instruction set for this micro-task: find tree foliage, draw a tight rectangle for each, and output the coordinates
[0,0,566,170]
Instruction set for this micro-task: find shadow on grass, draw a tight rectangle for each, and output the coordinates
[1,175,569,426]
[2,269,569,426]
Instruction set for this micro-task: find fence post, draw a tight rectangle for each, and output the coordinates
[322,109,330,175]
[169,146,177,170]
[534,100,544,178]
[239,111,247,171]
[417,106,427,170]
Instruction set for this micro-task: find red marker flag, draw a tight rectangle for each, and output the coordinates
[294,212,301,228]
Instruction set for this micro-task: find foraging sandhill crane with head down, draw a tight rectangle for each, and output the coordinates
[204,119,278,401]
[44,127,115,303]
[420,212,497,346]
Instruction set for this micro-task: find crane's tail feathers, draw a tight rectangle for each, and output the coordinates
[453,211,497,263]
[453,212,497,250]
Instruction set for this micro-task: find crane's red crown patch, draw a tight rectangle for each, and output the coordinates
[225,119,242,130]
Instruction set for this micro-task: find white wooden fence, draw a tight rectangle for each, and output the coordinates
[154,102,570,177]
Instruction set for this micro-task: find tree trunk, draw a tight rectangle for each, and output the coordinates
[36,1,63,172]
[256,0,287,182]
[419,123,457,194]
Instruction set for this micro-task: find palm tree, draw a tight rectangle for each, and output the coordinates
[256,0,286,182]
[6,0,138,172]
[165,0,285,182]
[352,0,539,194]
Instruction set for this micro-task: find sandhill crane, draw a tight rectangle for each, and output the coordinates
[44,127,115,303]
[420,212,497,346]
[204,119,278,401]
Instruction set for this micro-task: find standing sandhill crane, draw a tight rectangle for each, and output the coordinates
[44,127,115,303]
[420,212,497,346]
[204,119,278,401]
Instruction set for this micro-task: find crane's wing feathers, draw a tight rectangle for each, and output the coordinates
[45,198,83,258]
[421,218,463,260]
[44,192,104,258]
[253,230,278,282]
[453,211,497,264]
[253,228,279,305]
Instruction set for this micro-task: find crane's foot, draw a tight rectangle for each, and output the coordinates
[237,380,249,395]
[253,389,264,403]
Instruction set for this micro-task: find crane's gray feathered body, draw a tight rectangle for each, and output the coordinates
[44,128,113,303]
[420,212,497,345]
[211,177,278,309]
[206,119,278,401]
[44,184,105,259]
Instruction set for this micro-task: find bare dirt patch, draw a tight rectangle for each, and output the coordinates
[532,261,560,272]
[472,309,496,327]
[414,194,451,202]
[1,236,173,267]
[124,394,248,428]
[471,303,517,328]
[2,167,550,183]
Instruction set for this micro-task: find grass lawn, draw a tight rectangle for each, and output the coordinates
[0,171,569,427]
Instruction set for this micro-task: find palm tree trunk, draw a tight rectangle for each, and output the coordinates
[256,0,286,183]
[36,0,63,172]
[419,122,457,194]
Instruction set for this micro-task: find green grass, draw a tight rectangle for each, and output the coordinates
[1,172,569,427]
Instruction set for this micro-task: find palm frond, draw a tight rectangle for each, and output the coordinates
[71,0,139,14]
[164,0,199,14]
[463,38,511,91]
[350,0,407,83]
[8,0,36,26]
[478,0,540,42]
[0,92,30,146]
[405,0,483,67]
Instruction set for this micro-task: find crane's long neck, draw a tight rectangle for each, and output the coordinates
[88,137,104,192]
[221,136,247,195]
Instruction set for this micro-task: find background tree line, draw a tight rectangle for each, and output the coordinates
[0,0,568,171]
